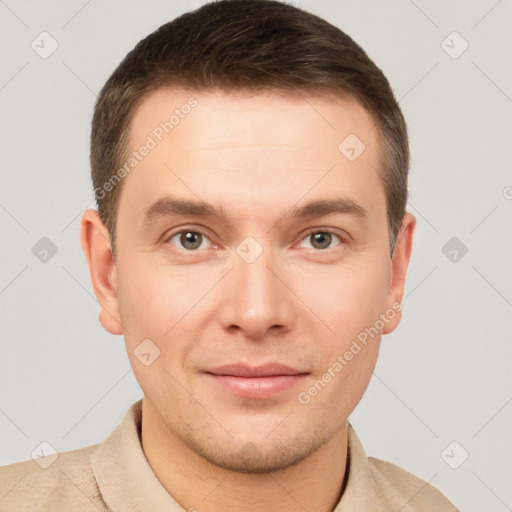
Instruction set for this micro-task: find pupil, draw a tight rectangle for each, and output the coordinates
[312,232,331,249]
[181,232,202,250]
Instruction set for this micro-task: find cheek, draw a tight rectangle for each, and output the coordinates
[115,261,200,397]
[117,256,197,332]
[117,272,168,337]
[115,256,223,365]
[293,257,391,343]
[294,263,387,416]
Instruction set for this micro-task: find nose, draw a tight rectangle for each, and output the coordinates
[216,247,297,340]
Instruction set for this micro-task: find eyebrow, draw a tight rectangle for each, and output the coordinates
[142,196,367,226]
[290,198,367,220]
[143,197,231,227]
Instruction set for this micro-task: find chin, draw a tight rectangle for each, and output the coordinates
[178,423,331,474]
[192,441,315,474]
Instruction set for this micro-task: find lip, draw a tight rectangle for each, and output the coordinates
[204,363,309,399]
[207,363,306,378]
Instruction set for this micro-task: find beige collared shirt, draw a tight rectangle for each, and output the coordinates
[0,400,458,511]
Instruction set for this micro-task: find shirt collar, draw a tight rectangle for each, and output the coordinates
[91,400,184,511]
[91,399,378,511]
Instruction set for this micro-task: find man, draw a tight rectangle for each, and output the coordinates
[0,1,458,510]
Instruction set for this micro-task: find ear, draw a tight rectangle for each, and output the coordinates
[80,209,124,335]
[383,212,416,334]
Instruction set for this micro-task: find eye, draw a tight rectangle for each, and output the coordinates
[298,231,344,250]
[167,230,212,251]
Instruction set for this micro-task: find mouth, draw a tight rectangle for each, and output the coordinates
[204,363,309,399]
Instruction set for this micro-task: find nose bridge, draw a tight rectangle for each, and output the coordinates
[217,242,295,338]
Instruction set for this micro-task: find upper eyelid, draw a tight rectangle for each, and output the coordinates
[301,227,348,238]
[163,225,214,242]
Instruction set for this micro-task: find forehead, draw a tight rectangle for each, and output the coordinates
[119,87,384,223]
[129,87,377,154]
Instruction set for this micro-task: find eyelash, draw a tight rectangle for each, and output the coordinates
[164,227,347,251]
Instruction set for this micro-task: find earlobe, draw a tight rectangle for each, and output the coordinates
[383,213,416,334]
[80,209,124,335]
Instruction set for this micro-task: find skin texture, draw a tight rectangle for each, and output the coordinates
[81,88,415,512]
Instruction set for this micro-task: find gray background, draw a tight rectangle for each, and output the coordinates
[1,1,511,510]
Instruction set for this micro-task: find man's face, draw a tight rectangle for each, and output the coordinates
[94,88,412,472]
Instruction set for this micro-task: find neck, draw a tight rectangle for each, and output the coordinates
[140,399,349,512]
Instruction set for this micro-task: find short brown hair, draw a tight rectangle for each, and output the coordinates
[91,0,409,253]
